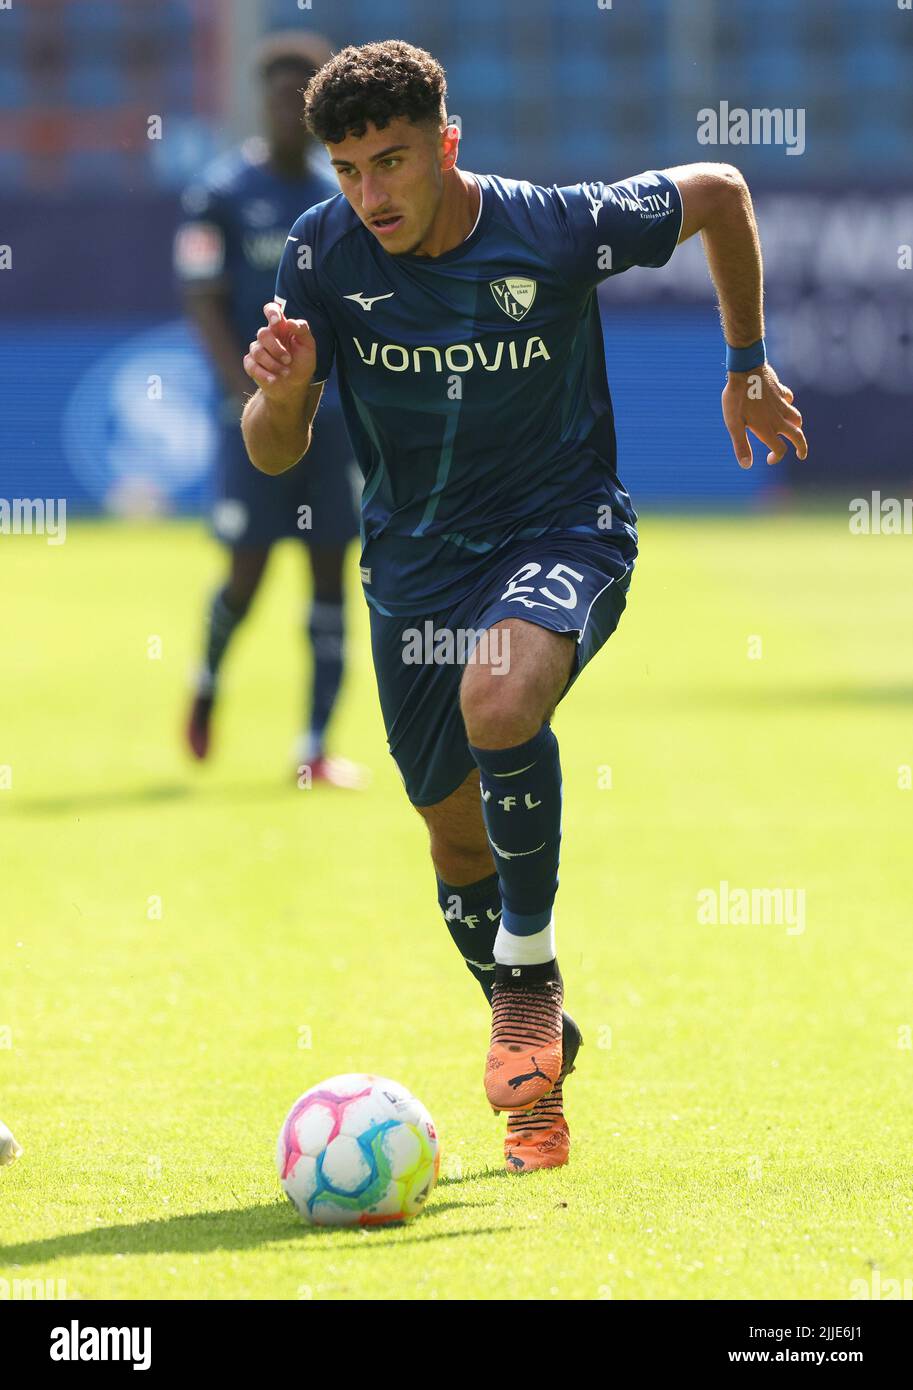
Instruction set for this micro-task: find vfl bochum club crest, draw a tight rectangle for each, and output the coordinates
[490,277,537,321]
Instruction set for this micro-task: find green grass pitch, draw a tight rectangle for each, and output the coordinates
[1,512,911,1300]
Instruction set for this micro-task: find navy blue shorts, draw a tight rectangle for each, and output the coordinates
[369,531,636,807]
[210,410,360,549]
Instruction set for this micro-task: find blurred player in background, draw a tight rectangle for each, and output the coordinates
[175,31,363,786]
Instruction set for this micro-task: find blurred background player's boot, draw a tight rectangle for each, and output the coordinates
[0,1120,23,1167]
[185,581,247,762]
[293,598,367,788]
[186,688,216,760]
[294,743,368,789]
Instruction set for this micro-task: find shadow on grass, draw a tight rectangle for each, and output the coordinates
[0,780,316,818]
[0,1197,508,1266]
[437,1166,512,1186]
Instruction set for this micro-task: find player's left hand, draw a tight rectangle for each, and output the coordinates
[722,362,808,469]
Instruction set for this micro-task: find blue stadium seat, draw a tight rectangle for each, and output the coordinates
[446,54,516,108]
[66,148,139,187]
[848,117,907,168]
[743,42,805,89]
[0,65,26,109]
[843,40,906,90]
[0,150,26,183]
[66,62,125,108]
[67,1,134,34]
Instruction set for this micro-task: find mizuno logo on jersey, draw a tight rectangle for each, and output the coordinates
[352,335,551,374]
[344,290,395,311]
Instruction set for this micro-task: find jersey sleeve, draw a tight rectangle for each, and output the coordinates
[274,210,336,386]
[553,170,683,289]
[173,180,230,288]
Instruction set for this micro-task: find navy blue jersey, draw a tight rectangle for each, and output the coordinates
[175,136,338,381]
[275,171,683,614]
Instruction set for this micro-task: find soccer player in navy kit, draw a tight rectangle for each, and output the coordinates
[176,32,362,786]
[242,42,808,1171]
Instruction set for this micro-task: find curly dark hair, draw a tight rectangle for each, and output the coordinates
[304,40,447,144]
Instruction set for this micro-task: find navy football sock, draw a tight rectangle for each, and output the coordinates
[436,872,501,1002]
[468,724,562,964]
[201,585,248,691]
[304,598,345,759]
[436,871,581,1066]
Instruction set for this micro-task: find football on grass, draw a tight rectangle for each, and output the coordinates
[277,1074,440,1227]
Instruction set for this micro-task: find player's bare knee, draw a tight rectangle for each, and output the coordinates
[460,665,545,749]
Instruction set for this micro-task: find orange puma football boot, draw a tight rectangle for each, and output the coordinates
[504,1081,570,1172]
[504,1012,581,1172]
[485,959,564,1113]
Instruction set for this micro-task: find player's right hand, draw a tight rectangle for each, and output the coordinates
[243,301,317,397]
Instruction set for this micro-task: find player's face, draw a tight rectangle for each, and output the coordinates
[263,66,314,154]
[327,118,448,256]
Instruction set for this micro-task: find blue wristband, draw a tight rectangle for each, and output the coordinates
[726,338,766,372]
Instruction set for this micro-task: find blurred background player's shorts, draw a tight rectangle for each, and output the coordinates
[210,405,360,549]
